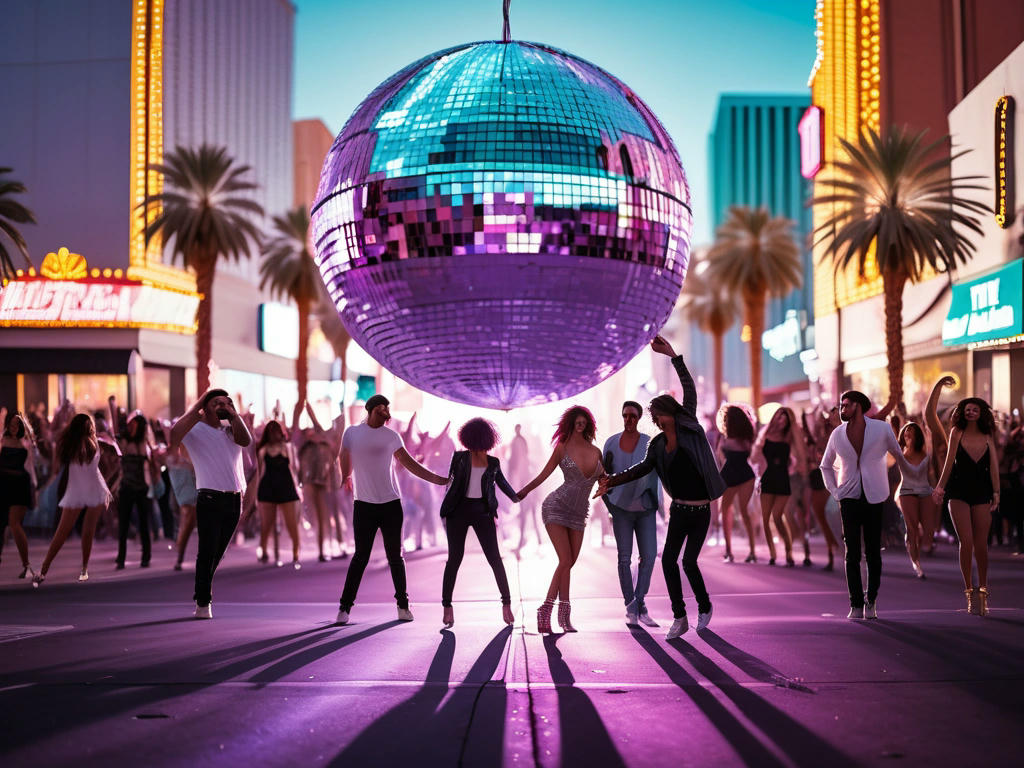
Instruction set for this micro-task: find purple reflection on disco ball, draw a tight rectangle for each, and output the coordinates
[311,40,693,409]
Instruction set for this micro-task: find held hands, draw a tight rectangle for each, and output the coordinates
[593,476,610,498]
[650,334,675,358]
[931,487,945,506]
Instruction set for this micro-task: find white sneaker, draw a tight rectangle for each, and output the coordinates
[78,569,89,582]
[697,606,713,630]
[666,616,688,639]
[847,606,864,619]
[397,607,415,622]
[194,603,212,619]
[638,612,658,627]
[864,601,878,619]
[335,609,350,625]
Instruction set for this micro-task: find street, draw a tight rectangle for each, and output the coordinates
[1,531,1021,767]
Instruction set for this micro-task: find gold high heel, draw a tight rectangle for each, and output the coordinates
[978,587,989,617]
[964,588,974,615]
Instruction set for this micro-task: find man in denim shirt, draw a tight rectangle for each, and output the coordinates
[602,401,662,627]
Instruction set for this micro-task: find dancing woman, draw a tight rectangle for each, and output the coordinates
[597,335,726,639]
[932,398,1000,616]
[753,407,805,566]
[1,413,38,579]
[166,442,198,571]
[33,414,112,586]
[438,418,517,628]
[114,408,158,570]
[804,408,841,571]
[518,406,605,633]
[247,419,302,569]
[715,404,757,563]
[896,422,934,579]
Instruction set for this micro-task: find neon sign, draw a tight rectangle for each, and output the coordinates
[995,95,1015,229]
[798,106,824,179]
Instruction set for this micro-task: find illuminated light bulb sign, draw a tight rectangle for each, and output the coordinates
[311,41,693,409]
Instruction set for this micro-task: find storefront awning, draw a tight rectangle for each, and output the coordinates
[0,348,137,374]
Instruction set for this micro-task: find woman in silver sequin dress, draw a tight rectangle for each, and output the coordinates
[517,406,605,633]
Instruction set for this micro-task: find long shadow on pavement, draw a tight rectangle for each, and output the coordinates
[542,634,627,768]
[628,628,786,768]
[668,636,859,768]
[328,627,512,767]
[697,629,814,692]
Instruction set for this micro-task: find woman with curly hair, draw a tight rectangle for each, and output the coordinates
[896,422,934,579]
[518,405,605,633]
[33,413,112,586]
[753,407,806,566]
[933,398,1000,615]
[715,404,758,563]
[438,418,518,628]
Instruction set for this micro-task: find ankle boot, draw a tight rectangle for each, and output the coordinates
[557,600,576,632]
[537,599,554,633]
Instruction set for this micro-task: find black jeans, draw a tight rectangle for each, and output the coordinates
[193,489,241,607]
[340,499,407,611]
[117,486,151,567]
[840,493,883,607]
[662,502,711,617]
[441,498,511,607]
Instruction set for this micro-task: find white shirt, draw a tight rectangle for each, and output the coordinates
[466,465,485,499]
[181,421,245,492]
[820,419,905,504]
[342,423,404,503]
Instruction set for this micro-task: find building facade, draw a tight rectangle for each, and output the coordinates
[807,0,1024,412]
[693,93,814,405]
[0,0,313,420]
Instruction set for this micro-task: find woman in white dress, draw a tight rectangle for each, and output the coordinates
[896,422,934,580]
[33,414,112,586]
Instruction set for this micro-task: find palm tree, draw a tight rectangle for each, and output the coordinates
[139,144,264,392]
[678,253,739,405]
[811,127,987,406]
[0,167,37,281]
[704,205,803,408]
[259,206,322,403]
[315,279,351,386]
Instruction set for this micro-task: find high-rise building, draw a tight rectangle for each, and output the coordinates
[807,0,1024,410]
[0,0,310,419]
[695,93,813,404]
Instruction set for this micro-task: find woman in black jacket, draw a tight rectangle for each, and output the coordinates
[439,418,518,628]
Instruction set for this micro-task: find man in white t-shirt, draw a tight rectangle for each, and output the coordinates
[169,388,252,619]
[336,394,448,624]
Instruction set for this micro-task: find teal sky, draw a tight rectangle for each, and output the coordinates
[293,0,817,245]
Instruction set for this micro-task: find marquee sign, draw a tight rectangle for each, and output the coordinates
[0,247,198,333]
[942,258,1023,346]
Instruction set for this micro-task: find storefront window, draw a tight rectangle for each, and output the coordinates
[65,374,128,417]
[141,366,172,421]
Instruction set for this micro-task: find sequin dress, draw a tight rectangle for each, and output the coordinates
[541,453,605,531]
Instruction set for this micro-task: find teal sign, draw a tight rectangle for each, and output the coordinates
[943,259,1023,346]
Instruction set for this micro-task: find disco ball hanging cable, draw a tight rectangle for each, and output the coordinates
[502,0,512,43]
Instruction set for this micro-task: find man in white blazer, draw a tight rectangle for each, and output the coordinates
[820,390,909,619]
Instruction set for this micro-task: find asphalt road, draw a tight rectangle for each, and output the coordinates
[1,527,1022,767]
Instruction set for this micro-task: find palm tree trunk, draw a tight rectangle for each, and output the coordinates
[194,252,215,393]
[296,294,310,403]
[746,290,766,408]
[712,331,724,406]
[882,269,907,408]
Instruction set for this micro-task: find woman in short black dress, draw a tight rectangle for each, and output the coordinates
[1,413,38,578]
[247,420,302,568]
[715,404,758,563]
[933,398,1000,616]
[753,407,805,566]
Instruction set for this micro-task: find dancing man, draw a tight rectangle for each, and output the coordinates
[596,335,725,638]
[169,389,252,619]
[335,394,448,625]
[602,400,662,626]
[819,391,908,620]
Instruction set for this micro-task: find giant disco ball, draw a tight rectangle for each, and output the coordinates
[311,40,693,409]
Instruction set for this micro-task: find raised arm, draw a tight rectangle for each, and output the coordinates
[394,446,447,485]
[291,398,304,433]
[931,427,962,504]
[169,397,204,451]
[926,376,955,451]
[517,444,564,500]
[305,401,324,433]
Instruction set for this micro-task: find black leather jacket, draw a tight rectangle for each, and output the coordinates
[440,451,518,518]
[609,355,726,501]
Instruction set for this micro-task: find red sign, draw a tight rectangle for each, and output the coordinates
[798,106,824,179]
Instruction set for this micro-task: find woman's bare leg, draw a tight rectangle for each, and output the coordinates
[80,505,104,570]
[175,505,196,564]
[899,495,922,567]
[39,507,82,576]
[8,506,30,568]
[720,486,736,557]
[970,504,992,588]
[761,494,777,561]
[949,500,974,589]
[736,479,756,557]
[281,501,301,561]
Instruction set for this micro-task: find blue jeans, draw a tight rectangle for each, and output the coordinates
[607,500,657,612]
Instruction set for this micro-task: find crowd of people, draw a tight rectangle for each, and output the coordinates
[1,335,1020,635]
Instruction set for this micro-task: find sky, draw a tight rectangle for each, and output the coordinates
[292,0,818,245]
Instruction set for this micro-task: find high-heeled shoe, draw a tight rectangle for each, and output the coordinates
[442,605,454,628]
[32,572,45,588]
[18,564,34,580]
[824,551,834,572]
[537,599,554,634]
[964,588,974,615]
[785,554,796,567]
[911,561,925,579]
[744,552,757,564]
[502,604,514,625]
[557,600,577,632]
[722,551,734,563]
[768,558,776,566]
[978,586,989,617]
